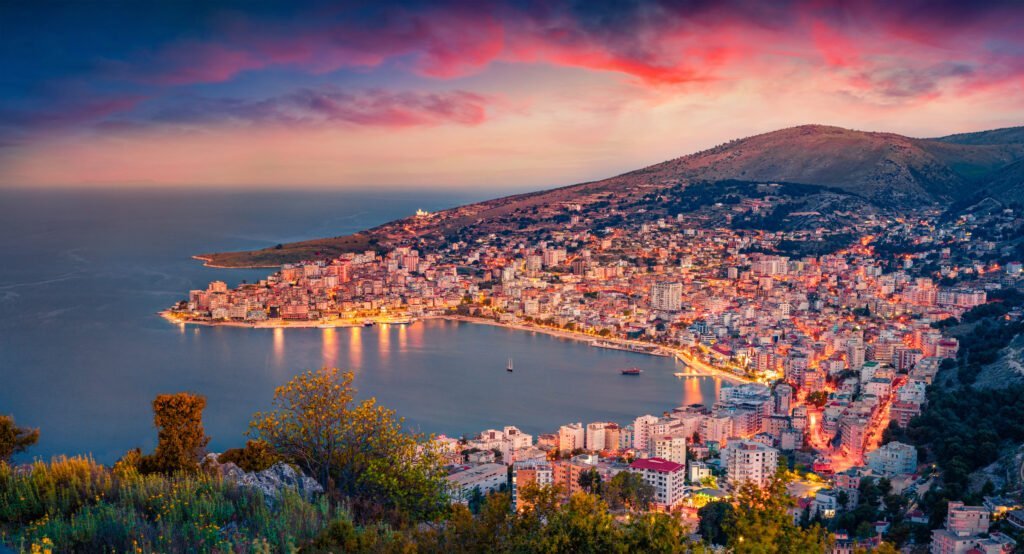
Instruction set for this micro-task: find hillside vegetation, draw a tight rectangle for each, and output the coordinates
[198,124,1024,267]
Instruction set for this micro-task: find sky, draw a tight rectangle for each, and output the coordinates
[2,0,1024,190]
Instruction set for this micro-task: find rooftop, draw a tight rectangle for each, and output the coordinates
[630,457,684,473]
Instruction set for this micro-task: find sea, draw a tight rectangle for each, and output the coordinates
[0,187,726,463]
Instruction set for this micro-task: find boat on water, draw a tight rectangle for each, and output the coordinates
[506,358,514,373]
[621,367,642,376]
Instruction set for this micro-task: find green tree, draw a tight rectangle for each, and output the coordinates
[697,500,733,545]
[250,368,449,523]
[600,471,654,512]
[536,492,621,553]
[578,467,602,494]
[0,415,39,463]
[144,393,210,473]
[466,487,485,515]
[726,473,832,553]
[622,512,699,553]
[806,391,829,408]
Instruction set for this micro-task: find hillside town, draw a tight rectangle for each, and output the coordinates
[165,183,1024,552]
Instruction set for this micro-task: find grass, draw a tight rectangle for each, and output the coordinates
[0,456,333,553]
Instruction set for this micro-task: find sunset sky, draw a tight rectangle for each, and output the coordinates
[2,0,1024,189]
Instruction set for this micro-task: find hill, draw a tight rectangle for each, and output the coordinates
[198,124,1024,267]
[624,125,1024,204]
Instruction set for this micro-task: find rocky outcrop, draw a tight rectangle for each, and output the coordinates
[203,454,324,505]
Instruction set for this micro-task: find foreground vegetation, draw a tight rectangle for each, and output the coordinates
[1,368,843,553]
[1,457,836,553]
[0,457,330,552]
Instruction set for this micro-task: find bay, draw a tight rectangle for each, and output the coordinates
[0,187,723,462]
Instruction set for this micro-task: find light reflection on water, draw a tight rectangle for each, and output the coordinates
[0,188,729,463]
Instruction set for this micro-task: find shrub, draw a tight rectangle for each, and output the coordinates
[0,456,333,552]
[144,393,210,474]
[250,368,449,524]
[0,415,39,462]
[218,440,280,473]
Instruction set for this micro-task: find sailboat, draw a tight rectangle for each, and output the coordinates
[506,358,514,372]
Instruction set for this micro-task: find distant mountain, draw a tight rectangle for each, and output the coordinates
[199,123,1024,266]
[603,124,1024,204]
[933,126,1024,146]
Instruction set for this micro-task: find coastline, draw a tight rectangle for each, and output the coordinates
[439,316,750,383]
[160,310,750,383]
[190,255,280,270]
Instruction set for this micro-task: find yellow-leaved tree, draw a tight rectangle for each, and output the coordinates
[249,367,448,524]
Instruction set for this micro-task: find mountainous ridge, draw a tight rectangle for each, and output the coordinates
[198,123,1024,267]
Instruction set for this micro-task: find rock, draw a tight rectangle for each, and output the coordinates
[234,462,325,506]
[202,453,323,506]
[201,453,245,481]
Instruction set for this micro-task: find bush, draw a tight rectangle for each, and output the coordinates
[218,440,280,473]
[0,415,39,462]
[144,393,210,474]
[0,456,333,552]
[250,368,449,525]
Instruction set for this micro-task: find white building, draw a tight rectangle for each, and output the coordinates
[629,457,686,509]
[688,460,712,484]
[700,415,734,446]
[446,463,508,504]
[722,438,779,488]
[650,282,683,312]
[468,426,534,462]
[652,435,687,465]
[633,414,659,451]
[558,422,585,454]
[866,441,918,476]
[585,422,610,451]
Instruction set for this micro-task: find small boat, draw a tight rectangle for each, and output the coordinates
[621,367,642,376]
[506,358,514,373]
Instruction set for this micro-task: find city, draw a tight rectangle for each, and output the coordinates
[4,0,1024,552]
[162,180,1023,552]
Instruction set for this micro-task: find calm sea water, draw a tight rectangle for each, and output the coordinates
[0,187,724,463]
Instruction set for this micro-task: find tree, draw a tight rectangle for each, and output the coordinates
[250,367,449,523]
[535,493,621,553]
[806,391,829,408]
[697,500,733,545]
[622,512,699,553]
[578,467,602,494]
[600,471,654,512]
[726,473,832,553]
[467,487,486,515]
[0,415,39,462]
[144,393,209,473]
